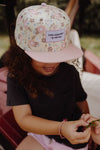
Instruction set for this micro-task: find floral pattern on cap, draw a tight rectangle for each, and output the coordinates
[15,4,70,53]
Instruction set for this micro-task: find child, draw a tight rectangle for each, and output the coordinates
[4,3,91,150]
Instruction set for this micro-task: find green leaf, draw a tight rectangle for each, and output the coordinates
[85,119,100,128]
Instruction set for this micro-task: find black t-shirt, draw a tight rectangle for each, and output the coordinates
[7,63,87,149]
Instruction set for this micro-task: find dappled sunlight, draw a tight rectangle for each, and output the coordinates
[0,35,10,57]
[80,35,100,58]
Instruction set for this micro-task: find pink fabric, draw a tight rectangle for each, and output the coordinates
[27,133,88,150]
[0,67,11,115]
[0,67,8,82]
[25,44,83,63]
[0,81,7,92]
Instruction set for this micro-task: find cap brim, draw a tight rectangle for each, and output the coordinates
[25,44,83,63]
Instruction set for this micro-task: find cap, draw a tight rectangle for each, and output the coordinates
[15,3,83,63]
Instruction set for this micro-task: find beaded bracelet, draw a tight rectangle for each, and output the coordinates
[59,119,67,139]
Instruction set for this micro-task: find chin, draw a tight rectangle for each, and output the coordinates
[43,72,54,76]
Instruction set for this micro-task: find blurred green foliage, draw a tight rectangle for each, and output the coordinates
[0,6,8,33]
[73,1,100,34]
[80,35,100,58]
[0,0,100,34]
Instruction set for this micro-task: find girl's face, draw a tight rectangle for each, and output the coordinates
[32,59,60,76]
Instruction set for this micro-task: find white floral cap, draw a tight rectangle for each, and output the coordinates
[15,3,83,63]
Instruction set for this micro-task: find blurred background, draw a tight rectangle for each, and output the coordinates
[0,0,100,58]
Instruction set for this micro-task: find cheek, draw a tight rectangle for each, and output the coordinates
[54,63,60,68]
[32,61,43,68]
[35,63,44,68]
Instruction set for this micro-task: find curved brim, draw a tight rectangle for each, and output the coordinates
[25,44,83,63]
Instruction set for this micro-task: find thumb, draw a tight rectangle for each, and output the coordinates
[75,120,89,127]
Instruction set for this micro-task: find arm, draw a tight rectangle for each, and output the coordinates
[12,104,60,135]
[76,100,89,114]
[13,104,91,145]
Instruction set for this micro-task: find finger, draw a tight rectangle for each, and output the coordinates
[87,117,97,123]
[82,114,91,122]
[74,119,89,127]
[95,121,100,127]
[73,132,90,144]
[80,114,85,120]
[95,127,100,134]
[74,127,91,140]
[80,113,87,120]
[87,119,100,129]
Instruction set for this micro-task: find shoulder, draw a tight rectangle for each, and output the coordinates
[7,72,28,96]
[7,73,18,85]
[7,73,23,89]
[60,63,80,81]
[7,73,29,106]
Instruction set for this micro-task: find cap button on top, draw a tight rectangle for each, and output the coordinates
[41,3,47,6]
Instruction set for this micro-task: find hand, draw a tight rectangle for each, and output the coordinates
[80,113,100,145]
[61,120,91,144]
[81,114,100,134]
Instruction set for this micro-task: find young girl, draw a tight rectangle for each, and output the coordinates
[4,3,91,150]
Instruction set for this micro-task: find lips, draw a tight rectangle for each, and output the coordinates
[43,67,55,72]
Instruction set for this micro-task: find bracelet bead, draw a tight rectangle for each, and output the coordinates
[59,119,67,139]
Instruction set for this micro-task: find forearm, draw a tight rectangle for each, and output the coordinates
[14,113,60,135]
[12,105,91,144]
[13,105,60,135]
[76,100,89,114]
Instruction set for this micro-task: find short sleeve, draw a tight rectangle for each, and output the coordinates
[73,68,87,102]
[7,75,29,106]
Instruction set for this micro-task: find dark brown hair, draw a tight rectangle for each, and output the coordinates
[3,43,53,98]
